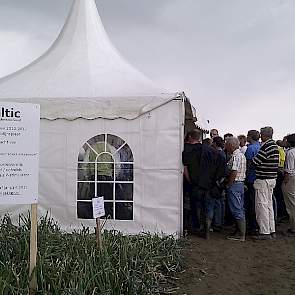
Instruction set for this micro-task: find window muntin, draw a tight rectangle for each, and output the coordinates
[77,134,134,220]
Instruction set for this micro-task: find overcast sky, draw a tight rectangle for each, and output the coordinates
[0,0,294,139]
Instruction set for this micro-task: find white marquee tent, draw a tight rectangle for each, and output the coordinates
[0,0,200,235]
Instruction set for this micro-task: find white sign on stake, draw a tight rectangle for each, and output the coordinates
[0,102,40,205]
[92,197,105,219]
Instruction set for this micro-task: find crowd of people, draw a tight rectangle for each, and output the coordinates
[182,127,295,241]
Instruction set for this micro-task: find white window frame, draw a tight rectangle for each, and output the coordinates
[77,133,134,220]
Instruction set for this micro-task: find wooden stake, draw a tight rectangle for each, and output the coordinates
[96,217,102,250]
[29,203,38,295]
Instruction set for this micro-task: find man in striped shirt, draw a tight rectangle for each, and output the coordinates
[253,127,279,239]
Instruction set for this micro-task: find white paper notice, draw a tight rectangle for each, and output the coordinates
[0,102,40,204]
[92,197,105,219]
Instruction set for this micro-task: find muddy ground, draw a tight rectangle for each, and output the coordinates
[175,223,295,295]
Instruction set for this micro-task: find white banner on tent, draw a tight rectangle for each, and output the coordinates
[0,102,40,204]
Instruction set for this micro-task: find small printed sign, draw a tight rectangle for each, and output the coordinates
[92,197,105,219]
[0,102,40,204]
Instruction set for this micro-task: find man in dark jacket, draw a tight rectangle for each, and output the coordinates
[183,130,226,239]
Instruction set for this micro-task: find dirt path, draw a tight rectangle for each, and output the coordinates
[176,223,295,295]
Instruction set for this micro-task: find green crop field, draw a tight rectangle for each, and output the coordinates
[0,215,183,294]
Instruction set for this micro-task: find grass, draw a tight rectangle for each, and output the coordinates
[0,214,184,294]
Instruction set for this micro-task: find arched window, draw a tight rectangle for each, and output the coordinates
[77,134,134,220]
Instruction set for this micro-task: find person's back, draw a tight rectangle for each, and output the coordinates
[182,129,208,234]
[203,145,224,190]
[253,139,279,180]
[183,142,203,187]
[183,143,217,189]
[253,127,279,239]
[225,137,247,241]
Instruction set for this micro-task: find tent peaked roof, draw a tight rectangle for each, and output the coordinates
[0,0,166,99]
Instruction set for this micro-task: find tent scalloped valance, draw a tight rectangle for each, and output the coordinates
[0,93,181,120]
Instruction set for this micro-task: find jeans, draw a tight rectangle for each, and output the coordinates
[190,187,214,229]
[213,198,224,227]
[227,182,245,221]
[205,195,217,220]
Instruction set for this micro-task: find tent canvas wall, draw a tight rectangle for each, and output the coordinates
[0,0,196,235]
